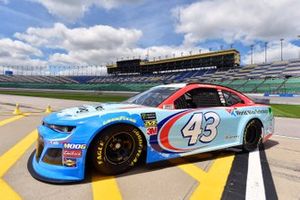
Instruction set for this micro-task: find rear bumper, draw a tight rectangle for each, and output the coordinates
[263,133,273,143]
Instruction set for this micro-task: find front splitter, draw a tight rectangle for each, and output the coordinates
[27,150,81,184]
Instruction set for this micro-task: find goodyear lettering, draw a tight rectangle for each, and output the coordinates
[96,141,104,165]
[103,116,136,125]
[64,143,87,150]
[130,129,143,166]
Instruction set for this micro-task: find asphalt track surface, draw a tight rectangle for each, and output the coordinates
[0,94,299,200]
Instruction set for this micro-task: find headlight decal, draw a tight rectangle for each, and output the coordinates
[43,122,75,134]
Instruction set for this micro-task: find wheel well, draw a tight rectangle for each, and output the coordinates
[245,118,264,136]
[85,123,147,166]
[250,118,263,128]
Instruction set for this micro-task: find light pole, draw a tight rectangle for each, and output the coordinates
[280,38,284,61]
[250,45,254,64]
[264,42,268,63]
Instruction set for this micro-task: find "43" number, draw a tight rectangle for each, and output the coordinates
[181,112,220,145]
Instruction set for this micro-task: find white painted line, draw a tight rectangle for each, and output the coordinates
[273,134,300,140]
[246,149,266,200]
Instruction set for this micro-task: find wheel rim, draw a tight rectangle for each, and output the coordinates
[104,132,135,165]
[245,125,259,145]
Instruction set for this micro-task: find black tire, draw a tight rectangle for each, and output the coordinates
[242,120,262,152]
[91,124,144,175]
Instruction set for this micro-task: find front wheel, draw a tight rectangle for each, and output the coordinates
[91,125,144,175]
[242,120,262,152]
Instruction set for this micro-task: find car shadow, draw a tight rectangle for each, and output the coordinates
[84,147,243,183]
[46,142,276,185]
[263,139,279,150]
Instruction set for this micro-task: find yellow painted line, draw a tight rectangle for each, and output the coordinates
[0,129,38,176]
[0,129,37,200]
[178,163,207,181]
[0,115,25,127]
[178,153,234,200]
[92,175,122,200]
[0,179,21,200]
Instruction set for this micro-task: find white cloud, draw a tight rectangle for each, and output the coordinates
[243,42,299,64]
[31,0,141,22]
[0,38,46,66]
[175,0,300,45]
[14,23,206,66]
[15,23,142,50]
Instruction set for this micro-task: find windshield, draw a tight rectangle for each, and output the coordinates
[125,87,180,107]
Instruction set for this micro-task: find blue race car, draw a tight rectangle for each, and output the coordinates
[28,83,274,182]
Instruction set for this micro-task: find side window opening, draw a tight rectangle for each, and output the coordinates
[174,88,222,109]
[222,90,244,106]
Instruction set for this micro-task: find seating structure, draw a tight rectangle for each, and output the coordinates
[0,59,300,93]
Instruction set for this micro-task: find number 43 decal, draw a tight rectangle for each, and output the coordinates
[181,112,220,145]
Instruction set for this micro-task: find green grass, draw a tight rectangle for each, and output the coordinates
[271,104,300,118]
[0,90,128,102]
[0,90,299,118]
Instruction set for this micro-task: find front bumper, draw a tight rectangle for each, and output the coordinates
[28,126,88,183]
[28,150,85,183]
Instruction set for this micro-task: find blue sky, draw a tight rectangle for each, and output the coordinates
[0,0,299,67]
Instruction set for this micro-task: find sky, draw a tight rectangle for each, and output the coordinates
[0,0,300,68]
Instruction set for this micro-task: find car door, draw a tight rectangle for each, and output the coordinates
[157,87,241,154]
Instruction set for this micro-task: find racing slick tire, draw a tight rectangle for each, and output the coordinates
[242,119,262,152]
[91,124,144,175]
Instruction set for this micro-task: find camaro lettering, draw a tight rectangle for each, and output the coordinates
[64,143,86,150]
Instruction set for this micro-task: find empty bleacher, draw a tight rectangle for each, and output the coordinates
[1,58,300,94]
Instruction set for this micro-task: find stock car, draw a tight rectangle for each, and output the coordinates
[28,83,274,182]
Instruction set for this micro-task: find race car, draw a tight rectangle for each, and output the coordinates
[28,83,274,182]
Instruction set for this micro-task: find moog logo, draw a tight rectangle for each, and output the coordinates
[64,143,87,150]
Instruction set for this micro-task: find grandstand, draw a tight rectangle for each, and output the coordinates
[0,49,300,94]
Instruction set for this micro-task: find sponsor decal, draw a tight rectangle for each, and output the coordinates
[63,158,76,167]
[146,127,158,135]
[144,120,157,127]
[235,109,268,116]
[141,112,156,121]
[225,135,239,140]
[103,116,136,125]
[225,108,237,116]
[162,104,174,109]
[48,140,60,145]
[63,149,82,158]
[63,143,87,150]
[226,108,269,116]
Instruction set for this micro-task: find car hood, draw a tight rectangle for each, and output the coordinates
[43,103,147,124]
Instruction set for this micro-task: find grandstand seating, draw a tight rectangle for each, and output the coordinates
[1,59,300,94]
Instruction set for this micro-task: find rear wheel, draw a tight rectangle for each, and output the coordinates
[91,125,144,175]
[242,120,262,152]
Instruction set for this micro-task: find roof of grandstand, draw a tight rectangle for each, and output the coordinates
[107,49,240,74]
